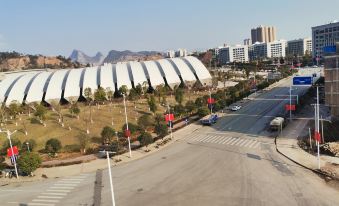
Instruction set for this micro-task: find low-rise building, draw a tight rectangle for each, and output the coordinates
[287,38,312,56]
[175,49,188,57]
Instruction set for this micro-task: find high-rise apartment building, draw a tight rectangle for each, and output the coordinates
[244,38,252,46]
[286,38,312,57]
[324,43,339,118]
[312,21,339,59]
[219,45,249,64]
[251,25,276,43]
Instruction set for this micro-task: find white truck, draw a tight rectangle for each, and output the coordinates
[270,117,285,131]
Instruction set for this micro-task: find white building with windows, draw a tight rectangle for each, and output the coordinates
[219,45,249,64]
[287,38,312,56]
[175,49,188,57]
[249,40,286,61]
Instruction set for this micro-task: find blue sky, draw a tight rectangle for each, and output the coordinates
[1,0,339,56]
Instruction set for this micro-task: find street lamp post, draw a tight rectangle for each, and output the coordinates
[106,151,116,206]
[167,104,173,139]
[123,94,132,158]
[26,142,30,152]
[0,129,19,178]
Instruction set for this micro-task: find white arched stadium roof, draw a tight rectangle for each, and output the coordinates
[0,56,211,105]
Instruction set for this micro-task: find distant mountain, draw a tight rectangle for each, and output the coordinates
[103,50,163,63]
[69,50,105,66]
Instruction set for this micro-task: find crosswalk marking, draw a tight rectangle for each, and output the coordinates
[235,139,245,146]
[247,141,258,148]
[37,196,63,199]
[54,183,77,186]
[27,203,55,206]
[50,186,74,190]
[41,193,67,196]
[188,133,263,150]
[46,189,71,193]
[32,199,60,203]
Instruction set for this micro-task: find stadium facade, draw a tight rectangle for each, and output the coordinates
[0,56,211,105]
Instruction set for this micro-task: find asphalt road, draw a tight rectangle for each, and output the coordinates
[1,76,339,206]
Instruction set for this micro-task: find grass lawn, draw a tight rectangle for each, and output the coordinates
[0,91,208,152]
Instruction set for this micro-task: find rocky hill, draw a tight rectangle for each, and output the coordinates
[69,50,104,66]
[0,52,82,72]
[69,49,164,65]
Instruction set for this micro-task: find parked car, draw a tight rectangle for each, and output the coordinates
[231,105,242,111]
[200,114,218,126]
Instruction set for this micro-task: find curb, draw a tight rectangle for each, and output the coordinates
[274,135,339,181]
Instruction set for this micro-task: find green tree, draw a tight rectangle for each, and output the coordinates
[119,85,128,95]
[8,101,21,121]
[154,118,168,140]
[147,95,157,114]
[197,107,210,118]
[69,103,80,118]
[77,133,90,154]
[101,126,115,144]
[122,122,139,135]
[135,84,143,97]
[128,88,139,101]
[84,87,93,101]
[94,87,107,102]
[106,87,114,102]
[137,114,154,132]
[45,138,62,153]
[137,132,153,149]
[185,100,196,114]
[174,88,184,105]
[17,152,41,175]
[34,104,47,123]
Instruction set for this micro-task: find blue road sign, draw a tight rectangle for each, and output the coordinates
[293,76,312,85]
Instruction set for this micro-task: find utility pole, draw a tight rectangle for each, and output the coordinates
[106,151,116,206]
[123,94,132,158]
[167,104,173,139]
[0,129,18,178]
[316,86,320,169]
[289,85,292,121]
[209,89,213,114]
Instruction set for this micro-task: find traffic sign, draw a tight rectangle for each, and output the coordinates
[293,76,312,85]
[285,104,296,111]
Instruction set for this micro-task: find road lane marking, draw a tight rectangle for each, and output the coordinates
[46,189,71,193]
[27,203,55,206]
[41,193,67,196]
[37,196,63,199]
[58,180,81,184]
[32,199,60,203]
[202,135,216,142]
[54,183,77,186]
[50,186,74,189]
[208,135,220,143]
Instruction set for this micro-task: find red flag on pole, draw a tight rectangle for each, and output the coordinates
[207,98,215,104]
[164,114,174,122]
[124,129,131,138]
[7,146,19,157]
[314,131,321,142]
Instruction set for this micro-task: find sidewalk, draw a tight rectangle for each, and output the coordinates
[276,118,339,179]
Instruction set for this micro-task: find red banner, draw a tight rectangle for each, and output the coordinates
[7,146,19,157]
[314,131,321,142]
[124,129,131,138]
[207,98,215,104]
[165,114,174,122]
[285,104,296,111]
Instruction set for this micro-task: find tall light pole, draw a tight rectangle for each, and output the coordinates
[123,94,132,158]
[26,142,30,152]
[106,151,116,206]
[167,104,173,139]
[0,129,18,178]
[289,85,292,121]
[209,89,212,114]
